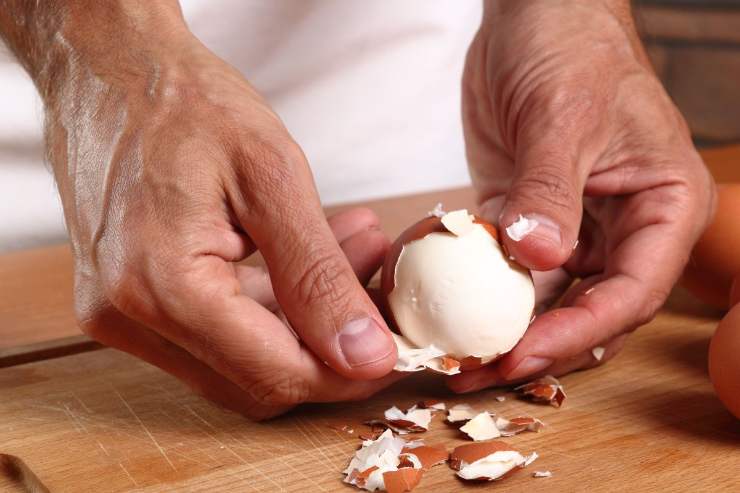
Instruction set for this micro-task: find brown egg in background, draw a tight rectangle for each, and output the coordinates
[681,184,740,309]
[730,276,740,308]
[708,303,740,419]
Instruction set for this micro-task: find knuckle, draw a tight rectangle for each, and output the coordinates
[235,135,308,215]
[513,166,576,211]
[245,373,311,406]
[291,253,351,308]
[73,268,114,340]
[636,288,669,326]
[100,266,147,319]
[74,292,114,341]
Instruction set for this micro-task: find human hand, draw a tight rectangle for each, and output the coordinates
[40,8,397,419]
[452,0,715,391]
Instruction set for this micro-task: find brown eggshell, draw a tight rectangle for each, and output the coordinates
[449,441,514,470]
[682,184,740,309]
[708,303,740,419]
[383,468,423,493]
[401,445,449,470]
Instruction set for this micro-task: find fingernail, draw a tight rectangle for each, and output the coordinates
[505,214,562,247]
[338,317,393,368]
[505,356,553,380]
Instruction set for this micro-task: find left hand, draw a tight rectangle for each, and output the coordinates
[450,0,715,392]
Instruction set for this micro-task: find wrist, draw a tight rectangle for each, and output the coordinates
[481,0,650,69]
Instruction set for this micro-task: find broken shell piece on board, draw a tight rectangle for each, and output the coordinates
[446,404,479,423]
[592,346,606,361]
[384,406,432,433]
[329,424,355,435]
[494,416,545,437]
[533,470,553,478]
[415,400,446,412]
[401,445,448,471]
[515,375,566,408]
[343,429,408,491]
[397,453,422,470]
[382,468,423,493]
[364,419,417,436]
[402,439,425,450]
[391,333,460,375]
[449,442,534,481]
[523,451,539,467]
[459,412,501,441]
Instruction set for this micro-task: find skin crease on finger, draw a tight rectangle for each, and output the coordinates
[451,0,715,391]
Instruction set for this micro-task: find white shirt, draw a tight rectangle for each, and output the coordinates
[0,1,481,251]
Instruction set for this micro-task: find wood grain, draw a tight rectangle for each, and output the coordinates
[0,295,738,492]
[0,245,78,350]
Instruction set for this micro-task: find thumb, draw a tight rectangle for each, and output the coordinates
[498,137,585,270]
[236,141,396,380]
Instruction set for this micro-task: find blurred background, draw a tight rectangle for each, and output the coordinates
[0,1,738,253]
[635,0,740,147]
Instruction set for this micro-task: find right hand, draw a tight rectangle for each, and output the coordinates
[49,31,398,419]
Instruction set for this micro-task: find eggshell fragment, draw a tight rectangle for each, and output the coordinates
[460,412,501,441]
[343,429,408,491]
[384,406,432,433]
[428,202,445,218]
[329,424,355,435]
[533,470,553,478]
[440,209,475,236]
[515,375,566,408]
[347,466,379,489]
[505,214,539,242]
[382,468,423,493]
[415,400,446,412]
[447,404,478,423]
[391,333,460,375]
[494,416,545,437]
[449,442,534,481]
[400,445,448,470]
[591,346,606,361]
[397,453,423,470]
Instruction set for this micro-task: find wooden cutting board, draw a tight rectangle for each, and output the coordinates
[2,149,740,492]
[1,290,738,492]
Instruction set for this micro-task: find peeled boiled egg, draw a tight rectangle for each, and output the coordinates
[682,184,740,309]
[708,303,740,419]
[381,209,535,371]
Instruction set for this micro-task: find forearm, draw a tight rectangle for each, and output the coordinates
[0,1,188,103]
[0,1,196,248]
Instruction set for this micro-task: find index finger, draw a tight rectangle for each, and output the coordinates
[450,183,707,390]
[230,138,396,380]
